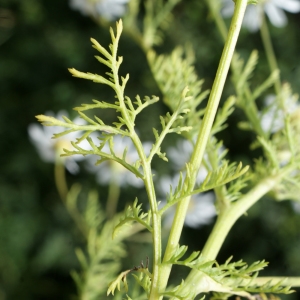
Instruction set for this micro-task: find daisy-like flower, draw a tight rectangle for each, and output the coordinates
[221,0,300,32]
[157,174,216,229]
[69,0,129,21]
[86,135,152,188]
[28,111,92,174]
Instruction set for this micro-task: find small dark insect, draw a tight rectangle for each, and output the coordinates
[130,256,149,272]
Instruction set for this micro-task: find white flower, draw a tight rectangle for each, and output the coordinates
[158,174,216,229]
[260,91,300,167]
[87,135,152,187]
[28,111,92,174]
[260,94,299,133]
[221,0,300,32]
[260,94,285,133]
[168,139,193,170]
[167,139,209,185]
[167,138,227,185]
[69,0,129,21]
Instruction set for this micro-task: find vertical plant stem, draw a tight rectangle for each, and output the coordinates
[144,162,162,300]
[109,21,162,297]
[158,0,249,295]
[205,0,228,41]
[54,155,87,237]
[54,155,68,201]
[106,177,120,219]
[260,15,279,76]
[206,0,267,138]
[260,14,282,98]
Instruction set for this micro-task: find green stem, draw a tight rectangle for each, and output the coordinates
[260,13,282,100]
[229,276,300,288]
[205,0,228,42]
[109,22,162,297]
[106,176,120,219]
[123,121,161,300]
[158,0,249,295]
[260,15,279,79]
[184,166,292,292]
[239,86,268,137]
[201,173,284,260]
[116,71,162,299]
[54,155,68,201]
[54,155,87,237]
[206,0,267,138]
[145,161,162,300]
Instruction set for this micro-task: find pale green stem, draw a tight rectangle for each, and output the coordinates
[54,155,87,237]
[105,176,120,219]
[260,13,283,102]
[112,57,162,300]
[117,94,162,300]
[260,15,280,84]
[205,0,267,138]
[201,172,287,260]
[228,276,300,288]
[182,168,292,294]
[146,174,162,300]
[158,0,249,295]
[205,0,228,41]
[54,156,68,201]
[109,26,162,298]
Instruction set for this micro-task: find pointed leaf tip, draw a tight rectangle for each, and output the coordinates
[68,68,79,76]
[90,37,101,48]
[117,18,123,27]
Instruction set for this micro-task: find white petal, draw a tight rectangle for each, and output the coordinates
[265,3,287,27]
[95,0,129,20]
[184,193,216,228]
[157,174,181,195]
[124,172,144,187]
[272,0,300,13]
[196,166,209,185]
[168,139,193,170]
[65,159,80,174]
[260,95,285,133]
[28,111,89,171]
[69,0,95,16]
[242,5,263,32]
[221,0,235,18]
[28,124,55,162]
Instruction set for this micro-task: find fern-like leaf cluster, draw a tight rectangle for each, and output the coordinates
[148,46,210,140]
[67,186,137,299]
[113,198,152,239]
[161,245,293,300]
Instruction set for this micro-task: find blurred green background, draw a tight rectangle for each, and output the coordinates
[1,0,300,299]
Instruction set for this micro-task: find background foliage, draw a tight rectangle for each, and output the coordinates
[0,0,300,299]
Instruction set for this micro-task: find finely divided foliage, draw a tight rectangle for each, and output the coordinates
[36,0,300,299]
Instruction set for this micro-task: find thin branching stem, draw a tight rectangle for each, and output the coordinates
[260,13,285,114]
[106,178,121,219]
[54,155,87,237]
[183,166,293,293]
[157,0,249,296]
[108,21,162,299]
